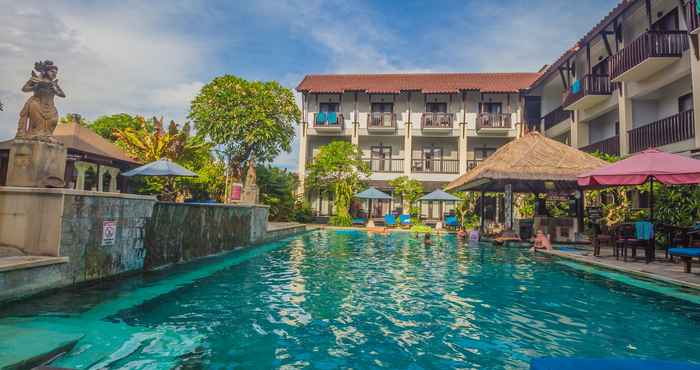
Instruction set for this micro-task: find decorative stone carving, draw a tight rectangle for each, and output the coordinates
[16,61,66,142]
[5,60,67,188]
[241,157,259,204]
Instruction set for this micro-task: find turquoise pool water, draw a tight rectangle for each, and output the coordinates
[3,229,700,369]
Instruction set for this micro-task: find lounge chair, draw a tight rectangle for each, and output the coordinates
[444,215,459,230]
[399,214,412,228]
[351,217,367,226]
[669,248,700,273]
[384,214,397,227]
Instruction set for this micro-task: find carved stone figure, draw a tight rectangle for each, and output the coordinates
[16,60,66,142]
[245,156,257,187]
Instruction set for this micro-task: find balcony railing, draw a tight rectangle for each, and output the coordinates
[313,113,344,129]
[629,110,695,153]
[609,30,688,81]
[363,158,404,173]
[411,159,459,174]
[367,112,397,129]
[686,0,700,34]
[466,159,482,172]
[421,113,454,129]
[580,135,620,157]
[477,113,512,129]
[562,74,612,109]
[542,106,570,131]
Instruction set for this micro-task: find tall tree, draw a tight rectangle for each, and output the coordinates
[389,176,423,216]
[189,75,299,183]
[305,141,370,226]
[90,113,148,142]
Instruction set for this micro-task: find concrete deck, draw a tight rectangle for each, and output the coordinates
[541,246,700,290]
[0,256,68,273]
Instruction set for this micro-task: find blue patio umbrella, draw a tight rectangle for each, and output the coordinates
[419,189,460,222]
[122,159,197,177]
[355,187,392,218]
[418,189,460,201]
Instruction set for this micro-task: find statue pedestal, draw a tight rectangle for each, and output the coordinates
[6,139,67,188]
[240,184,259,204]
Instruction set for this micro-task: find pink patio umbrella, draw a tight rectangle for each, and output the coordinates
[577,148,700,220]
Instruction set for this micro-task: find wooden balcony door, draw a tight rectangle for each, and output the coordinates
[422,146,443,172]
[371,145,392,172]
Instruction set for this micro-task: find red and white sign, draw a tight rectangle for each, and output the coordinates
[102,220,117,246]
[229,183,243,201]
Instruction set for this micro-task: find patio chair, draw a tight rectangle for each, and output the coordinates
[657,224,690,260]
[616,221,655,263]
[669,228,700,273]
[593,224,613,257]
[399,214,412,228]
[384,214,397,227]
[444,215,459,230]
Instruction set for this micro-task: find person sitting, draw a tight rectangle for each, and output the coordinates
[424,233,433,246]
[530,229,552,252]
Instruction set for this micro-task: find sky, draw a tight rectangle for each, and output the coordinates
[0,0,618,170]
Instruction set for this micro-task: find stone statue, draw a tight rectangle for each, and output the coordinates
[245,156,257,187]
[5,60,67,188]
[16,60,66,142]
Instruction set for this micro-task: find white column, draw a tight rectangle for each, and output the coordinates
[297,122,308,196]
[97,166,105,192]
[618,83,633,156]
[107,167,119,192]
[74,161,89,190]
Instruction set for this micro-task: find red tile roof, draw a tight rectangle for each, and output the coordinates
[296,72,542,94]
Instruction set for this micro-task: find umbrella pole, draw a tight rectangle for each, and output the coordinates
[649,177,654,222]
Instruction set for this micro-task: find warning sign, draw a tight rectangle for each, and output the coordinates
[102,220,117,246]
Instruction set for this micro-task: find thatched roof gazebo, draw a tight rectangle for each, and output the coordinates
[446,132,608,193]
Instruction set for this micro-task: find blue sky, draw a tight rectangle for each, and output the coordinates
[0,0,617,169]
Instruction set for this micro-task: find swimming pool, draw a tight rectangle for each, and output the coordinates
[2,229,700,369]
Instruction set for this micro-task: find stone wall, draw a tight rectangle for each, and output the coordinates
[143,202,269,270]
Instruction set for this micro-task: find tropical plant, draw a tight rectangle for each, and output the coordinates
[254,165,299,221]
[59,113,88,126]
[389,176,423,217]
[455,192,480,229]
[305,141,370,226]
[189,75,299,190]
[114,116,212,201]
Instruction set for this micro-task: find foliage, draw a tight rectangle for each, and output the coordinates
[389,176,423,217]
[652,183,700,227]
[291,200,314,223]
[90,113,148,142]
[189,75,300,182]
[515,193,535,218]
[253,165,298,221]
[114,116,213,201]
[59,114,88,126]
[305,141,369,226]
[455,192,480,229]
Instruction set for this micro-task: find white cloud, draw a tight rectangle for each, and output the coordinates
[0,1,209,140]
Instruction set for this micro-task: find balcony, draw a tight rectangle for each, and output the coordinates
[543,106,570,131]
[686,0,700,35]
[476,113,512,134]
[609,30,688,83]
[580,135,620,157]
[466,159,482,172]
[363,158,404,173]
[313,112,344,133]
[367,112,397,132]
[629,110,695,153]
[421,113,454,133]
[411,159,459,174]
[562,74,612,111]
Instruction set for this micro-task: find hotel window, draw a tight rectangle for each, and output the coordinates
[422,146,443,172]
[370,145,392,172]
[652,8,679,31]
[371,102,393,113]
[481,102,502,114]
[475,148,496,161]
[426,102,447,113]
[319,102,339,112]
[679,93,693,112]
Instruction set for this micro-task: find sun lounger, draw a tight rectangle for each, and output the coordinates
[399,214,412,227]
[669,247,700,273]
[444,215,459,229]
[352,217,367,226]
[384,214,397,227]
[531,357,700,370]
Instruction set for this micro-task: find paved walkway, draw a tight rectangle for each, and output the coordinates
[541,246,700,290]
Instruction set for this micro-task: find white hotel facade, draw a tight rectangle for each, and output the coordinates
[296,0,700,222]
